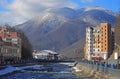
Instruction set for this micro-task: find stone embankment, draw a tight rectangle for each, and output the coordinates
[71,63,115,79]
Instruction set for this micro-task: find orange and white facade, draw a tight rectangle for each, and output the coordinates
[85,23,114,61]
[100,23,112,60]
[0,27,21,45]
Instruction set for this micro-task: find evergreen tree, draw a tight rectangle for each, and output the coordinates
[19,31,33,59]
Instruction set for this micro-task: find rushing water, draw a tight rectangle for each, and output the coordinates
[1,63,79,79]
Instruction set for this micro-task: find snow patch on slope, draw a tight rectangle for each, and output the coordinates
[84,6,106,11]
[83,6,116,16]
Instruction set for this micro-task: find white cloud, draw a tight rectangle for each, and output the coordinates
[81,0,93,3]
[0,12,27,26]
[0,0,77,26]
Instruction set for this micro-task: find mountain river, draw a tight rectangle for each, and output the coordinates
[1,63,81,79]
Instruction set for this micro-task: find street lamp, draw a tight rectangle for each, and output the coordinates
[115,43,120,69]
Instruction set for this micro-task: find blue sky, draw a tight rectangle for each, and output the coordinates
[72,0,120,12]
[0,0,119,12]
[0,0,120,26]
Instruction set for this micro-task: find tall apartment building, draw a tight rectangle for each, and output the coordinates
[85,27,93,60]
[92,26,101,58]
[85,23,114,61]
[100,23,112,59]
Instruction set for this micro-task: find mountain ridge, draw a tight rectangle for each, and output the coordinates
[15,6,116,58]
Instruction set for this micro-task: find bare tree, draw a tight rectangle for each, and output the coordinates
[115,11,120,46]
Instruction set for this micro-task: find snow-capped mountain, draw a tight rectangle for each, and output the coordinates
[45,7,77,19]
[77,6,116,26]
[77,6,116,16]
[16,7,76,43]
[16,6,116,57]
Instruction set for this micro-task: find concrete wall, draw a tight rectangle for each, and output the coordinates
[74,62,120,79]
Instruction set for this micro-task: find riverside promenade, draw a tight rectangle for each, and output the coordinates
[72,62,120,79]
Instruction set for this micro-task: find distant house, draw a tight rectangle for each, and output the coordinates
[33,50,58,60]
[0,26,21,62]
[57,54,67,60]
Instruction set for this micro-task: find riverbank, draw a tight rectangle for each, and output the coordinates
[0,64,44,77]
[71,63,115,79]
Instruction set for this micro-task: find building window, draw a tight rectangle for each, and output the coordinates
[6,48,8,53]
[98,35,99,37]
[0,48,1,53]
[101,38,103,40]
